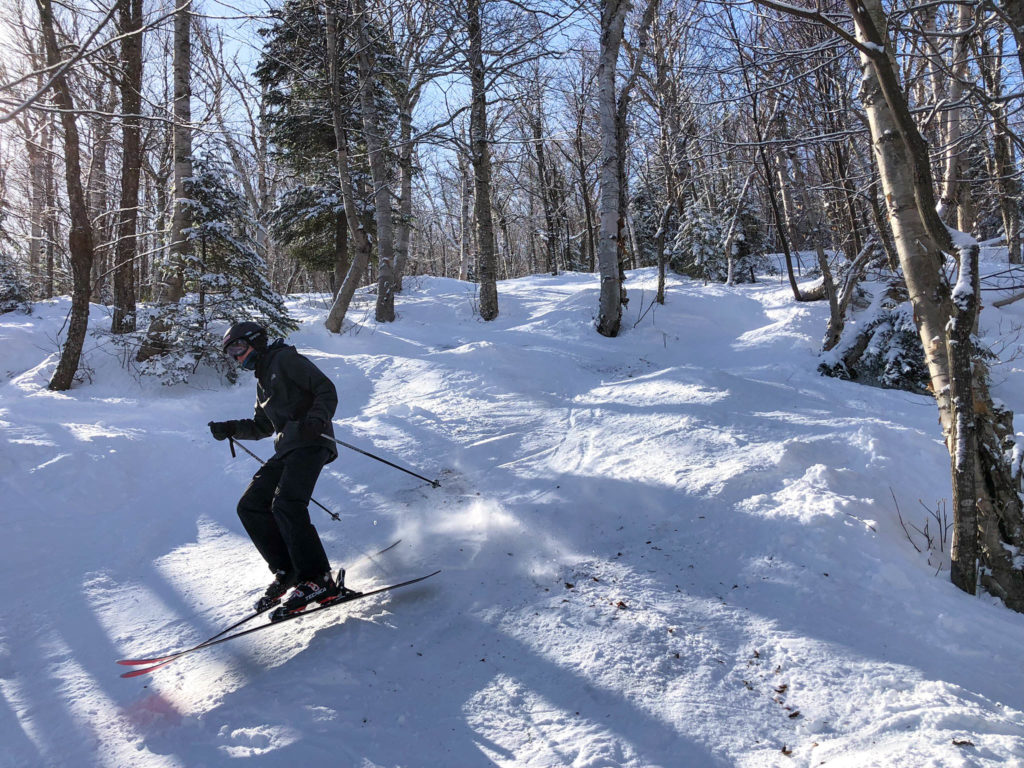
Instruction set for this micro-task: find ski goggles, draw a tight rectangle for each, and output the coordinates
[224,340,251,359]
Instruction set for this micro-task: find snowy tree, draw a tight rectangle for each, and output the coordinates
[0,248,30,314]
[818,279,929,394]
[669,200,722,281]
[671,194,770,284]
[123,154,296,384]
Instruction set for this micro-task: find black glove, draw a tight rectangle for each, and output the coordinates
[300,416,326,441]
[208,421,236,441]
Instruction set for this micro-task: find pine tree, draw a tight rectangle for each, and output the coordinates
[257,0,399,289]
[670,199,724,281]
[121,153,296,384]
[0,249,30,315]
[670,193,772,283]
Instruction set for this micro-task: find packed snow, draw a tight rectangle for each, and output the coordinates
[3,265,1024,768]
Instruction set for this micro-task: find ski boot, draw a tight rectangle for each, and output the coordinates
[255,569,296,612]
[269,568,360,622]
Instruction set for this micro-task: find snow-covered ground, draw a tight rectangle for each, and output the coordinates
[4,266,1024,768]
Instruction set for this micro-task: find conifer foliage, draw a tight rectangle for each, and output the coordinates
[818,280,929,394]
[0,249,31,315]
[120,154,295,384]
[670,196,772,283]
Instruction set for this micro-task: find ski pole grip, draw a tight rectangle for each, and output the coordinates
[229,437,236,458]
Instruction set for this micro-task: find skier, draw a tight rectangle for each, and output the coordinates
[208,321,342,620]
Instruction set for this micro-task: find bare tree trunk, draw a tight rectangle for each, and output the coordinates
[87,86,115,303]
[332,207,349,299]
[467,0,498,320]
[570,114,597,273]
[323,0,372,333]
[935,1,973,230]
[947,243,980,592]
[112,0,143,334]
[822,242,874,352]
[38,0,96,391]
[167,0,191,303]
[529,85,558,276]
[774,116,829,305]
[44,132,55,299]
[25,122,45,297]
[353,0,396,323]
[394,106,415,291]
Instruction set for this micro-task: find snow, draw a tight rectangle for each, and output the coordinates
[4,266,1024,767]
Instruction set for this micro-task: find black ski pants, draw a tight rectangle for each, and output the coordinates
[237,446,332,582]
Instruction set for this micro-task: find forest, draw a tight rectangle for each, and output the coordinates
[2,0,1024,610]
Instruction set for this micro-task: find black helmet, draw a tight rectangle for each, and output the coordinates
[222,321,267,354]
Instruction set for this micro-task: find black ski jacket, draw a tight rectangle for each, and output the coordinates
[230,340,339,462]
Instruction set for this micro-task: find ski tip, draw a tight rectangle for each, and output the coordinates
[120,662,168,679]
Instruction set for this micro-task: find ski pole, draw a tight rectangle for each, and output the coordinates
[321,432,440,488]
[227,437,342,521]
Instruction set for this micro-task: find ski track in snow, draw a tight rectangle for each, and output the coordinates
[3,268,1024,767]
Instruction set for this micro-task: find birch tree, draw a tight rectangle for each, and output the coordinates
[594,0,629,336]
[595,0,658,336]
[758,0,1024,610]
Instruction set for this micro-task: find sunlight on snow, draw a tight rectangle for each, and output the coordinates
[0,672,50,764]
[62,423,142,442]
[154,518,265,618]
[216,723,300,758]
[575,372,730,408]
[736,462,879,529]
[42,631,185,768]
[429,500,526,567]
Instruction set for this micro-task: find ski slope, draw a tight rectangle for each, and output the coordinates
[3,266,1024,767]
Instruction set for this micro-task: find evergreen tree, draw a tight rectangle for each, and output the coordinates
[670,192,772,283]
[818,280,930,394]
[121,153,296,384]
[257,0,399,282]
[631,180,674,269]
[670,199,724,281]
[271,185,342,275]
[0,249,30,315]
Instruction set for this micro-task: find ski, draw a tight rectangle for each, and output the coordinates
[119,570,440,678]
[117,538,403,668]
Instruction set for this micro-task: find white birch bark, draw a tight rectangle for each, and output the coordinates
[595,0,628,337]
